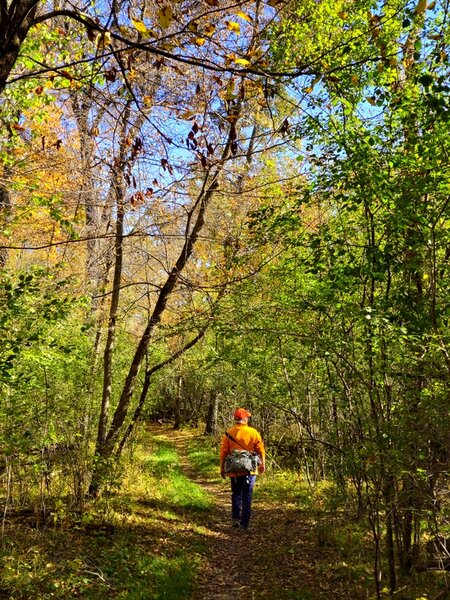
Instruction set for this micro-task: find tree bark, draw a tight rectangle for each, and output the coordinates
[204,391,219,436]
[0,0,40,94]
[173,373,183,431]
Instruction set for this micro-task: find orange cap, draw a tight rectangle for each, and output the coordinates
[234,408,252,420]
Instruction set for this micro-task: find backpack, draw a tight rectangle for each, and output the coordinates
[223,432,261,474]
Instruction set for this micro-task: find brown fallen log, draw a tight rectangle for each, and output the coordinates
[415,557,450,571]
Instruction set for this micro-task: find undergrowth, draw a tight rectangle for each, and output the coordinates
[0,430,210,599]
[1,427,448,600]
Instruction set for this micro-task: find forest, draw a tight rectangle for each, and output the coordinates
[1,0,450,598]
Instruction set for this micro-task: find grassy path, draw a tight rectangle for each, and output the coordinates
[2,425,445,599]
[163,425,365,600]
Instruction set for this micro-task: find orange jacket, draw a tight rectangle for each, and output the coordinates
[220,423,265,477]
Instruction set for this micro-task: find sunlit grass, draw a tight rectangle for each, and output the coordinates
[144,434,214,512]
[186,434,222,481]
[254,470,315,509]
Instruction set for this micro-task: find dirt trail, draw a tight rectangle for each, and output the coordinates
[162,426,357,600]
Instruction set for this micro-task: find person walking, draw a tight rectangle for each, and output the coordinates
[220,408,265,531]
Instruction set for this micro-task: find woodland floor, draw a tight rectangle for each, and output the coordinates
[3,426,445,599]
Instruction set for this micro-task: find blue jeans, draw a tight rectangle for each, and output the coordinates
[230,475,256,528]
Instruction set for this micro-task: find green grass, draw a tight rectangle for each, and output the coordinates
[145,436,180,475]
[254,470,315,508]
[0,431,210,599]
[1,531,200,599]
[186,434,221,481]
[144,435,214,511]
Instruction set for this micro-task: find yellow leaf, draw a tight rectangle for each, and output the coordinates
[338,11,348,19]
[96,31,111,48]
[204,23,216,36]
[236,10,253,22]
[226,21,240,33]
[131,17,148,33]
[234,58,251,66]
[188,21,198,32]
[268,0,284,6]
[195,37,206,46]
[158,6,173,28]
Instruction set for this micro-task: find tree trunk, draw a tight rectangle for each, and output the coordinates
[95,170,124,451]
[89,104,242,494]
[173,374,183,430]
[384,477,397,593]
[0,1,39,94]
[71,95,103,292]
[204,391,219,436]
[0,166,12,268]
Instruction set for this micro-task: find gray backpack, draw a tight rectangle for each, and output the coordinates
[223,432,261,474]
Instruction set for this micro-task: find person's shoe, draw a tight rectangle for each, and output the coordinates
[239,524,249,532]
[232,519,240,528]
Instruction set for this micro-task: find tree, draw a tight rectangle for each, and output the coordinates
[237,0,450,593]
